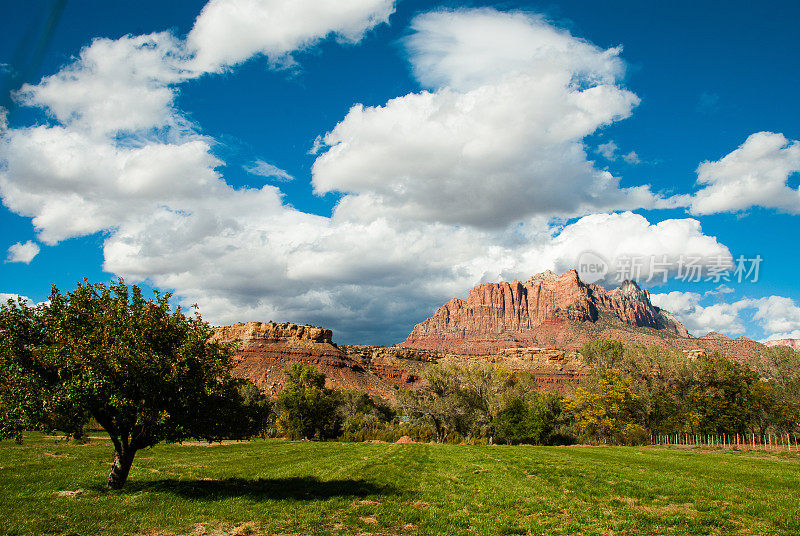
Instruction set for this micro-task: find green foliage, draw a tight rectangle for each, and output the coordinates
[0,279,261,488]
[580,339,625,369]
[683,354,760,435]
[276,363,341,440]
[0,297,49,442]
[574,339,800,441]
[237,381,274,437]
[397,363,516,442]
[397,363,572,444]
[750,346,800,400]
[336,390,396,442]
[492,392,566,445]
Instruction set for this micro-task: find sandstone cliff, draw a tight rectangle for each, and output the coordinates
[212,322,433,398]
[213,322,387,397]
[402,270,688,354]
[401,270,765,361]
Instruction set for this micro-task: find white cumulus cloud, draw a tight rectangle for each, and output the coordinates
[690,131,800,215]
[531,212,731,287]
[5,240,40,264]
[651,291,800,341]
[0,126,224,244]
[651,291,749,337]
[311,9,678,228]
[17,32,192,137]
[186,0,395,72]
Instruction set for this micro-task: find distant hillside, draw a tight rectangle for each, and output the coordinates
[764,339,800,351]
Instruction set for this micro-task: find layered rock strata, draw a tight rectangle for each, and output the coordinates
[402,270,766,361]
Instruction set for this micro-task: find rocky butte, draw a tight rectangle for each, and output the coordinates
[401,269,765,360]
[211,321,431,399]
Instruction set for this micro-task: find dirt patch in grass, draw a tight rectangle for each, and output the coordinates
[177,440,250,447]
[164,522,269,536]
[52,489,85,498]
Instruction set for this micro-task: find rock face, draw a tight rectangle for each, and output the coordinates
[764,339,800,351]
[439,347,587,391]
[402,270,688,354]
[213,322,333,344]
[213,322,385,397]
[212,322,428,398]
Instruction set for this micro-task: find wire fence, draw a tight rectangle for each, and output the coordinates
[652,432,798,451]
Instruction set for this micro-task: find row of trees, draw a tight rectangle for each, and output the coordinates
[266,362,572,446]
[572,340,800,444]
[269,342,800,447]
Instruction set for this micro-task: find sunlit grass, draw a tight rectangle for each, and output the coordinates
[1,433,798,535]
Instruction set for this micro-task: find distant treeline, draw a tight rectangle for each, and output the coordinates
[265,341,800,446]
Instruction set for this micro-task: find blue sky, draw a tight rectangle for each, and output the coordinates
[1,0,799,344]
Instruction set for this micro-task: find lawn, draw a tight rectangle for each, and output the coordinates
[1,434,798,536]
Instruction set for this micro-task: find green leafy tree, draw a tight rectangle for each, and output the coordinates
[276,363,341,440]
[579,339,625,369]
[492,392,565,445]
[0,280,262,489]
[237,381,274,437]
[460,363,515,435]
[748,380,800,440]
[397,365,479,442]
[684,354,759,436]
[749,346,800,400]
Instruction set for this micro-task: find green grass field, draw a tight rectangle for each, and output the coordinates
[1,435,798,536]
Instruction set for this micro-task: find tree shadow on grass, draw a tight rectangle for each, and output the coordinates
[119,476,396,501]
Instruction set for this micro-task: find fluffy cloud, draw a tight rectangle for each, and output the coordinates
[186,0,395,72]
[0,4,739,343]
[312,9,677,228]
[17,33,191,136]
[690,131,800,215]
[0,126,223,244]
[5,240,40,264]
[101,208,733,342]
[750,295,800,340]
[651,291,800,341]
[650,291,749,337]
[530,212,731,286]
[405,9,624,93]
[17,1,396,135]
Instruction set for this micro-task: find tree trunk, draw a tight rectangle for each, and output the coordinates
[107,448,136,490]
